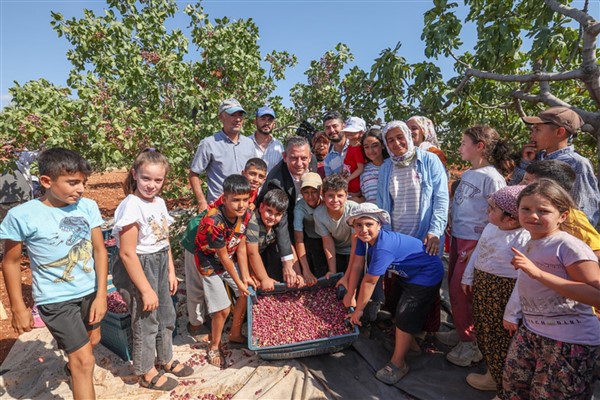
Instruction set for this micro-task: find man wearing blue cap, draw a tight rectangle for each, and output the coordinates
[250,106,284,172]
[189,98,256,211]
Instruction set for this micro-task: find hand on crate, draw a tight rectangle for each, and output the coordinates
[349,308,363,327]
[303,270,318,286]
[283,266,299,288]
[89,294,108,324]
[343,292,356,309]
[259,277,277,291]
[141,289,159,311]
[236,280,250,297]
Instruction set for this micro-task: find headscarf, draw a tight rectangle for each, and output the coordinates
[382,121,416,168]
[407,115,440,149]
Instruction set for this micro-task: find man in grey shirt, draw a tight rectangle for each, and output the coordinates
[189,98,256,211]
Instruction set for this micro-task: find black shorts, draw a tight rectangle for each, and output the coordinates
[395,280,441,334]
[38,292,100,354]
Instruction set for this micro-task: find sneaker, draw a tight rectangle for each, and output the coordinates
[446,341,483,367]
[466,370,496,391]
[375,362,409,385]
[435,329,460,346]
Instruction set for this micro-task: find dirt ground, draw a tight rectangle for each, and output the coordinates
[0,170,129,365]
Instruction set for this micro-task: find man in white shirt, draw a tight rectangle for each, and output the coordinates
[249,106,284,172]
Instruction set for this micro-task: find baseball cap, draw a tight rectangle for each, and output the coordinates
[342,117,366,133]
[219,98,246,115]
[522,106,583,135]
[301,172,322,189]
[256,106,276,118]
[345,202,391,226]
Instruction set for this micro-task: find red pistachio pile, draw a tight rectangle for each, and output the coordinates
[251,287,352,347]
[106,291,128,314]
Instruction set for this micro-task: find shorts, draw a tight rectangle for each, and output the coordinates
[202,267,240,315]
[394,280,441,334]
[38,291,99,354]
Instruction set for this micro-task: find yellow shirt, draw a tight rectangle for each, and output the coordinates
[562,208,600,251]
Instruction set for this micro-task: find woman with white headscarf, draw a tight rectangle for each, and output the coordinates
[377,121,449,255]
[406,115,447,166]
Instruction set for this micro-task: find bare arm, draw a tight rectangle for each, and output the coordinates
[346,162,365,183]
[349,273,379,326]
[89,227,108,324]
[188,171,208,212]
[167,246,178,295]
[512,247,600,308]
[2,240,33,334]
[322,235,337,277]
[246,241,276,291]
[294,231,317,286]
[216,245,249,297]
[342,252,364,308]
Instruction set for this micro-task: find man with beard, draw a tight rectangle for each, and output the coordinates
[323,111,348,176]
[249,106,284,173]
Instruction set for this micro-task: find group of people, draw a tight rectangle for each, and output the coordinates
[1,97,599,399]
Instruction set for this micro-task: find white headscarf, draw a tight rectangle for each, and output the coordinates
[382,121,416,167]
[407,115,440,150]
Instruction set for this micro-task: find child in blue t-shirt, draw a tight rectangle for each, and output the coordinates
[344,203,443,386]
[0,148,108,399]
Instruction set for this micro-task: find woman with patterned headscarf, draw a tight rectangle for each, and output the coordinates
[406,116,447,166]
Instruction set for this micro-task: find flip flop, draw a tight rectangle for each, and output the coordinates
[207,349,225,369]
[163,360,194,377]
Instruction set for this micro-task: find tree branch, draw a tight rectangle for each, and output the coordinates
[511,89,599,126]
[465,68,585,82]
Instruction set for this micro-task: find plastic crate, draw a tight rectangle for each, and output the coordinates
[101,311,132,361]
[247,273,359,360]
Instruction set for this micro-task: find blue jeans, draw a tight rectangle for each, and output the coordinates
[113,248,175,375]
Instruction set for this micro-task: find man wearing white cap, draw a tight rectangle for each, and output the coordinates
[189,98,256,211]
[249,106,284,173]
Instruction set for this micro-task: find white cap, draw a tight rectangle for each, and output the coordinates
[342,117,366,133]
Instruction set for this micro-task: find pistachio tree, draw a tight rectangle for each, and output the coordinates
[0,0,296,194]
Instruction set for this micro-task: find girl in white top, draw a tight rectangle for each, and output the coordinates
[112,148,193,391]
[502,179,600,399]
[445,125,513,367]
[460,185,530,397]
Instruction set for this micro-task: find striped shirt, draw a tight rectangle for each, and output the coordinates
[389,162,421,236]
[249,132,284,173]
[360,162,381,203]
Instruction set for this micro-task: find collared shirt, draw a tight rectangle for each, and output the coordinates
[246,210,294,261]
[511,146,600,226]
[249,132,284,173]
[190,130,256,202]
[324,140,349,176]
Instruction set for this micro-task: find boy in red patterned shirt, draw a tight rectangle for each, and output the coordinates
[194,174,253,368]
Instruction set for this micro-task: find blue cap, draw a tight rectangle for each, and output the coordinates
[256,106,276,118]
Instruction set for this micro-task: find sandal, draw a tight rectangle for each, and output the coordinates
[375,362,409,385]
[163,360,194,377]
[207,348,225,369]
[140,371,178,391]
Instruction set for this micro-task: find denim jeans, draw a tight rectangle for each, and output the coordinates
[113,248,175,375]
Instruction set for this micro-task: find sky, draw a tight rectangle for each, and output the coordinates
[0,1,596,110]
[0,0,473,109]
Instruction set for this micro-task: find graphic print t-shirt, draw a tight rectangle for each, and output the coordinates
[0,198,103,305]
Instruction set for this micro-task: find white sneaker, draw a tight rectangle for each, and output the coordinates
[435,329,460,346]
[446,341,483,367]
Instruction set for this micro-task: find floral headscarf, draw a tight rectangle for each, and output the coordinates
[382,121,416,168]
[407,116,440,150]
